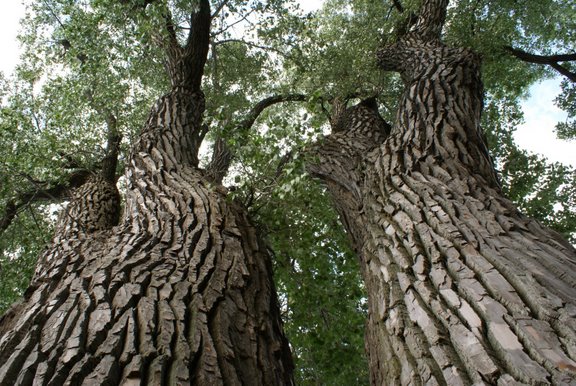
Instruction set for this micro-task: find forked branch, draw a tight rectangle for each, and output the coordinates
[206,93,307,184]
[505,46,576,82]
[147,0,210,90]
[0,170,92,237]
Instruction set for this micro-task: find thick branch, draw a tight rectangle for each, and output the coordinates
[238,94,307,131]
[84,91,121,183]
[505,46,576,82]
[205,137,233,184]
[505,47,576,64]
[184,0,211,91]
[100,114,121,183]
[410,0,448,41]
[0,170,91,237]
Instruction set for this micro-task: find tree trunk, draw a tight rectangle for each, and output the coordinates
[0,89,293,386]
[309,1,576,384]
[0,1,293,383]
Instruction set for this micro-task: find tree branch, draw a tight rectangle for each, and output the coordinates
[148,3,184,71]
[391,0,405,13]
[205,136,233,184]
[41,0,65,29]
[238,94,307,131]
[1,88,122,234]
[206,93,307,184]
[183,0,211,91]
[211,9,257,37]
[410,0,448,41]
[549,62,576,83]
[83,91,122,183]
[144,1,210,90]
[211,0,230,19]
[505,46,576,82]
[505,47,576,64]
[100,113,122,183]
[163,10,181,51]
[0,170,91,237]
[213,38,291,59]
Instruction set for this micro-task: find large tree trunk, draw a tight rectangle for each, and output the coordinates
[309,0,576,384]
[0,2,293,385]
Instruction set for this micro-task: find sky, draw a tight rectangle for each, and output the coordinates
[0,1,573,166]
[514,78,573,165]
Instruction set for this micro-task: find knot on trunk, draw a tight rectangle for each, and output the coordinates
[58,175,121,234]
[330,97,391,142]
[307,97,390,207]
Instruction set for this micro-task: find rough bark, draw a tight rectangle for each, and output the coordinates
[310,0,576,384]
[0,1,293,384]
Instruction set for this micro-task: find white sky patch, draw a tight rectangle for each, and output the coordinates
[515,78,574,166]
[0,1,25,75]
[297,0,324,13]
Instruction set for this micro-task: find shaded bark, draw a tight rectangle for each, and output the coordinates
[0,1,293,384]
[310,0,576,384]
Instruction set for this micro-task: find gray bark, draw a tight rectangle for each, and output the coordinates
[309,0,576,384]
[0,89,293,386]
[0,1,293,384]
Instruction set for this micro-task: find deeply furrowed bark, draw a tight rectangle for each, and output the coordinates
[0,1,293,384]
[0,88,293,386]
[310,1,576,384]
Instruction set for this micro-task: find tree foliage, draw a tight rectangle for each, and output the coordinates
[556,80,576,140]
[1,0,575,383]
